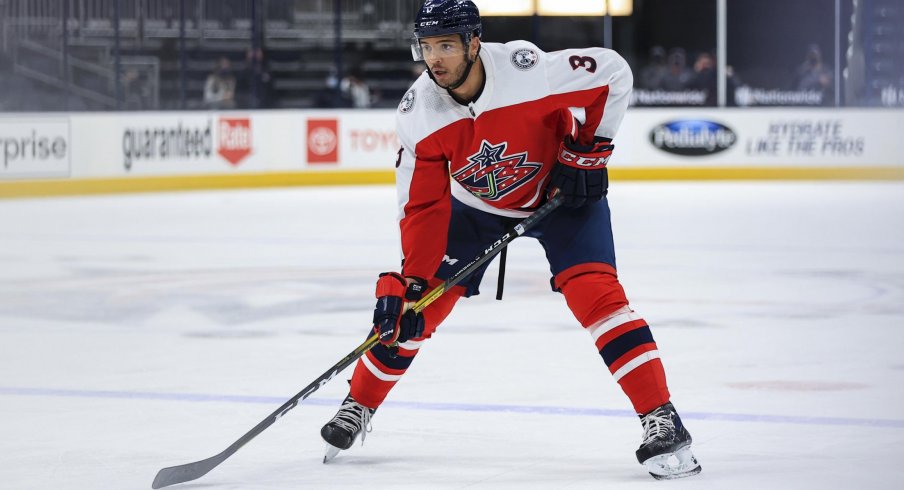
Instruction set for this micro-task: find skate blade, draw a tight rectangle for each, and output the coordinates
[643,445,702,480]
[323,443,341,464]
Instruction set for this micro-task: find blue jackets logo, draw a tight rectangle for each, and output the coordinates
[454,140,541,201]
[650,120,737,156]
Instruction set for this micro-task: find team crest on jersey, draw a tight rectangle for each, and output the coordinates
[452,140,542,201]
[399,89,416,114]
[511,48,539,70]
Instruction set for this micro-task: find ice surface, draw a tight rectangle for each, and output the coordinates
[1,182,903,489]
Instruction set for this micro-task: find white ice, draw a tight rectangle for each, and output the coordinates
[1,182,903,489]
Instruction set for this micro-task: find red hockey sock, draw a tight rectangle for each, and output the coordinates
[615,356,670,415]
[349,282,463,409]
[557,265,671,414]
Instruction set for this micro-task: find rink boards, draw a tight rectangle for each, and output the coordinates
[1,108,903,198]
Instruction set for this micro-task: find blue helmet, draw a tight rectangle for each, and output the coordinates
[414,0,481,41]
[411,0,481,62]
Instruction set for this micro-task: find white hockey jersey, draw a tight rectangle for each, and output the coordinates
[394,40,633,281]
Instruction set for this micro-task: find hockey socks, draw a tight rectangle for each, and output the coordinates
[557,266,671,415]
[350,342,417,408]
[349,283,464,409]
[596,311,670,415]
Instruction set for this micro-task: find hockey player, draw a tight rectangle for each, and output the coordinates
[321,0,701,480]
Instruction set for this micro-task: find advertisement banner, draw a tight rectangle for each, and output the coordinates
[306,118,340,164]
[217,117,253,165]
[67,111,304,177]
[611,109,904,168]
[0,118,71,179]
[298,111,398,169]
[342,113,399,165]
[4,108,903,194]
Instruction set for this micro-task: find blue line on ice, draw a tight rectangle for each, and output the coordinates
[3,386,902,429]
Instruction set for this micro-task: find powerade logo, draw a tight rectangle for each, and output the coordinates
[650,120,737,156]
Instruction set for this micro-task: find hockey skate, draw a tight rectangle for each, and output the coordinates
[320,393,375,463]
[635,402,701,480]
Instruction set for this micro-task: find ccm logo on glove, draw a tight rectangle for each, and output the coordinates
[547,136,613,208]
[557,143,612,168]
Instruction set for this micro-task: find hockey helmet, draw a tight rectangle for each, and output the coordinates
[411,0,482,61]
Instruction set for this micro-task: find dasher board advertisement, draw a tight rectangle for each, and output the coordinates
[0,118,71,180]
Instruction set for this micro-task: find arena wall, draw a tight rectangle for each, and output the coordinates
[1,108,902,198]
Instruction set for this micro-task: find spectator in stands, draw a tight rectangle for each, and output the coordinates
[639,46,668,90]
[687,51,717,105]
[681,51,742,106]
[314,68,344,108]
[122,68,150,110]
[660,47,693,91]
[244,47,273,109]
[340,66,372,108]
[792,44,832,103]
[203,57,237,110]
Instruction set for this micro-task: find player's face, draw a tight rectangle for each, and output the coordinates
[420,36,471,89]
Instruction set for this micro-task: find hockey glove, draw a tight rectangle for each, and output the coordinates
[547,136,613,208]
[373,272,427,346]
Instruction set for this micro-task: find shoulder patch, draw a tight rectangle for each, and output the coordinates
[510,48,539,71]
[399,88,416,114]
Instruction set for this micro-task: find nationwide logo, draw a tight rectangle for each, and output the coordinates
[650,120,737,156]
[452,140,541,201]
[307,119,339,164]
[734,87,824,107]
[217,117,252,165]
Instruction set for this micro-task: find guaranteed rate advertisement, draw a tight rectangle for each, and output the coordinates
[39,111,298,178]
[121,119,216,171]
[117,114,261,174]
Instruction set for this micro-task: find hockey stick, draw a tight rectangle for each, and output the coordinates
[151,194,563,489]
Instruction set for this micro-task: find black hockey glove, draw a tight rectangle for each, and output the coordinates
[547,136,613,208]
[373,272,426,346]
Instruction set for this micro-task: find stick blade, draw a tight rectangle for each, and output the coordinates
[152,453,227,489]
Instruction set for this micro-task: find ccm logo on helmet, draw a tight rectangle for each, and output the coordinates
[558,147,611,168]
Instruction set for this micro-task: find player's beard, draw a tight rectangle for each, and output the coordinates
[430,54,470,90]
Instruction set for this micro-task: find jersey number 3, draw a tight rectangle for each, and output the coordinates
[569,55,597,73]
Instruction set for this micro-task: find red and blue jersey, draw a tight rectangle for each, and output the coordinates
[394,40,633,281]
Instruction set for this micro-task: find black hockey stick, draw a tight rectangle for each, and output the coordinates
[151,194,563,489]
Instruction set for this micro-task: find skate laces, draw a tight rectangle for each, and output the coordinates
[330,398,374,445]
[640,408,675,445]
